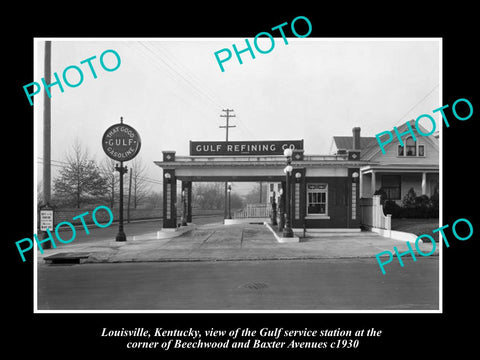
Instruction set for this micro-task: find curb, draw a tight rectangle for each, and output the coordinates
[371,227,420,243]
[44,251,440,264]
[264,222,300,243]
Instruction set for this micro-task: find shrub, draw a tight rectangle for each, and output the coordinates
[430,189,439,211]
[402,187,417,208]
[385,190,438,219]
[384,200,403,217]
[414,194,430,207]
[374,188,388,205]
[411,194,432,218]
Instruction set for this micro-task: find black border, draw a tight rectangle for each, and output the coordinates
[7,4,479,357]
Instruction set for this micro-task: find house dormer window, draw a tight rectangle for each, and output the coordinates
[418,145,425,156]
[398,137,425,157]
[406,137,416,156]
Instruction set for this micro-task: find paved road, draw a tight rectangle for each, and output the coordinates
[38,217,440,311]
[37,257,439,311]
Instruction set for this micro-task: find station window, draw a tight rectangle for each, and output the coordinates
[307,184,328,215]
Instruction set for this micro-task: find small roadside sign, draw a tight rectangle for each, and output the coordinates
[40,206,54,231]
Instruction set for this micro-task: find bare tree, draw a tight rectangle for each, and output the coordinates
[244,182,268,204]
[143,190,163,208]
[37,180,43,207]
[99,157,119,209]
[192,183,225,210]
[129,156,150,208]
[53,139,108,208]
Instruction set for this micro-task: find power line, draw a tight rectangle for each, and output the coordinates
[151,42,258,140]
[148,42,260,140]
[393,84,440,127]
[149,42,225,109]
[139,42,222,111]
[124,41,219,125]
[234,113,257,140]
[37,158,163,186]
[133,41,258,140]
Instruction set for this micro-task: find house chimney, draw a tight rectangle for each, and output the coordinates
[352,127,361,150]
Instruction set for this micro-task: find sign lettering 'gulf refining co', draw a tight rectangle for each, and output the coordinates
[190,140,303,156]
[102,123,141,162]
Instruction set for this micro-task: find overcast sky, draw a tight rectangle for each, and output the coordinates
[34,38,441,194]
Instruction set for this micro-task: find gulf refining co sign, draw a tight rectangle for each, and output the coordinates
[190,140,303,156]
[102,122,141,161]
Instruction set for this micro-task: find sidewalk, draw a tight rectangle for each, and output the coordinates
[37,222,439,264]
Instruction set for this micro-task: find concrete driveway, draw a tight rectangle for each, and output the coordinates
[37,221,438,264]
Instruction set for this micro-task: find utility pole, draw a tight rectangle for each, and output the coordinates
[219,109,236,142]
[220,109,236,219]
[43,41,51,206]
[41,40,52,249]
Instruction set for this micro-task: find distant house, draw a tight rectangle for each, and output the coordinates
[330,121,439,204]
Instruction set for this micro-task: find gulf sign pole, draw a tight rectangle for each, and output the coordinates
[102,117,141,241]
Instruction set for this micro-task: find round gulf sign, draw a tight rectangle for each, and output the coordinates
[102,123,141,161]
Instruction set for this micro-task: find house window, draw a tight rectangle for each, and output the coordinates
[307,184,328,215]
[381,175,401,200]
[406,137,416,156]
[398,138,425,157]
[418,145,425,156]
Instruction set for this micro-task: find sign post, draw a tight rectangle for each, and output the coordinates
[102,117,141,241]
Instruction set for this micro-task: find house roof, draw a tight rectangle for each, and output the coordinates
[331,120,439,161]
[332,136,377,151]
[360,119,439,160]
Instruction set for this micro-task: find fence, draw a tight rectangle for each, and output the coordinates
[359,195,391,230]
[234,203,272,219]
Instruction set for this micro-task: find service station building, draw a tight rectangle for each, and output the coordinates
[155,138,363,233]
